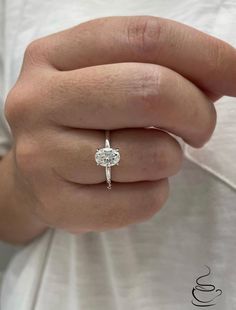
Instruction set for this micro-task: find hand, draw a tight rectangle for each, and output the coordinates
[4,16,236,235]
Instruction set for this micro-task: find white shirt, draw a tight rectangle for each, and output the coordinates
[0,1,236,309]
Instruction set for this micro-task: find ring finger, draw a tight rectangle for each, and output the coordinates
[42,127,183,184]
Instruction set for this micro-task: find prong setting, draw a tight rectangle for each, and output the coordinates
[95,130,120,190]
[95,147,120,167]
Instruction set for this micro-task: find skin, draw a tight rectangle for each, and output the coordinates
[0,15,236,245]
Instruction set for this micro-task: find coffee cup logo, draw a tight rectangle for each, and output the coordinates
[191,265,222,307]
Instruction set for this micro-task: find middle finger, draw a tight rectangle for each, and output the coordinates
[45,62,216,148]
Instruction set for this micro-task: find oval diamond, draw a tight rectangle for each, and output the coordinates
[95,147,120,167]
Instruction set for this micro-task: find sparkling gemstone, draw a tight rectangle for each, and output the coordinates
[95,147,120,167]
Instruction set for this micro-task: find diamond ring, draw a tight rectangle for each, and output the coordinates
[95,130,120,189]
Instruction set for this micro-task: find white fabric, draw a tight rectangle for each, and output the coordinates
[0,0,236,309]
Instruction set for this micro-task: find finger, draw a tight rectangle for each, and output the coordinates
[39,178,169,232]
[42,128,183,184]
[32,15,236,97]
[44,62,216,147]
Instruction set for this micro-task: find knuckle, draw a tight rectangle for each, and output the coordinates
[138,67,161,114]
[166,137,183,175]
[4,86,29,125]
[23,39,46,66]
[194,104,217,148]
[171,144,184,175]
[205,107,217,141]
[4,85,27,126]
[4,83,42,129]
[4,87,17,125]
[127,16,163,54]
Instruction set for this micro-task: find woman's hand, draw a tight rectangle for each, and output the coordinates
[2,16,236,241]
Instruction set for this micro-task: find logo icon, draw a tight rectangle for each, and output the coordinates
[191,265,222,307]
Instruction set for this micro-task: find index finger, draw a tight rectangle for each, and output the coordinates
[28,15,236,97]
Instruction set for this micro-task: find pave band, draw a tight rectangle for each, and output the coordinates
[95,130,120,189]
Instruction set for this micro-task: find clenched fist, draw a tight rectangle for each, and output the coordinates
[2,16,236,242]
